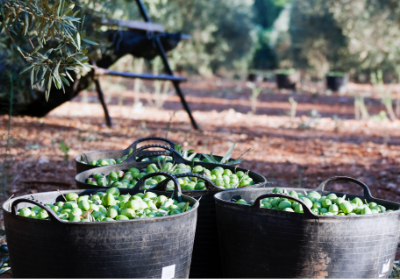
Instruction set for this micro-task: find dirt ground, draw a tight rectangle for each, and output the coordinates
[1,77,400,276]
[3,78,400,200]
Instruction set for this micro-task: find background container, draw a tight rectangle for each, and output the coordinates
[75,144,265,191]
[214,176,400,278]
[75,144,267,278]
[326,74,349,92]
[3,172,198,278]
[276,72,298,90]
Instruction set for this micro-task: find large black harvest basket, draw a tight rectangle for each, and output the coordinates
[214,176,400,278]
[3,173,198,278]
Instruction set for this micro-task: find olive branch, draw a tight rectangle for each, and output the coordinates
[0,0,97,100]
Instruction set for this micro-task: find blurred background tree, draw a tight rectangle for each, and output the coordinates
[289,0,349,78]
[0,0,257,105]
[251,0,291,71]
[288,0,400,80]
[3,0,400,107]
[137,0,256,76]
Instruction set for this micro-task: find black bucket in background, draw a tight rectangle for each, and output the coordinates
[276,73,298,90]
[248,73,264,82]
[214,176,400,278]
[3,173,198,278]
[326,74,349,92]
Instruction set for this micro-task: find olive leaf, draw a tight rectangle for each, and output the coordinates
[156,157,176,173]
[174,144,197,161]
[81,209,93,219]
[181,202,189,212]
[233,170,250,188]
[220,143,236,163]
[57,189,67,201]
[1,0,98,100]
[203,143,248,165]
[201,151,216,163]
[83,210,95,222]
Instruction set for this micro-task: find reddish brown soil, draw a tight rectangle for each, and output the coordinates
[1,77,400,276]
[3,78,400,205]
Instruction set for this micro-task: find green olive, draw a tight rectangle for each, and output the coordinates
[272,187,283,194]
[262,202,272,209]
[313,201,322,209]
[339,201,353,214]
[125,200,142,211]
[329,204,339,215]
[78,200,90,211]
[19,208,32,217]
[368,202,378,209]
[307,191,321,200]
[351,197,363,206]
[278,201,292,210]
[65,193,78,201]
[294,204,304,213]
[320,208,328,214]
[115,215,129,220]
[300,197,313,209]
[236,199,248,205]
[322,199,332,208]
[326,193,337,200]
[63,202,77,209]
[361,206,372,215]
[102,193,116,207]
[289,190,298,198]
[311,208,319,214]
[107,208,119,219]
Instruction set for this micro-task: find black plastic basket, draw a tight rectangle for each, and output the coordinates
[276,73,298,90]
[75,144,267,278]
[3,173,198,278]
[214,176,400,278]
[326,74,349,92]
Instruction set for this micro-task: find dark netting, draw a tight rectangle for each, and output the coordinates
[111,30,182,60]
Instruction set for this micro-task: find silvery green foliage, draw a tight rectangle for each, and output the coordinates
[0,0,97,100]
[0,0,257,104]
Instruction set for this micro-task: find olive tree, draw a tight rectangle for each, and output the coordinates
[288,0,400,78]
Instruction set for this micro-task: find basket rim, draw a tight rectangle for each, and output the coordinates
[75,161,267,192]
[213,187,400,220]
[3,188,199,226]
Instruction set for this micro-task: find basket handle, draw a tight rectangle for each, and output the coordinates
[313,176,373,199]
[173,173,222,192]
[126,137,175,151]
[133,171,183,202]
[251,193,319,219]
[10,197,63,223]
[125,144,185,163]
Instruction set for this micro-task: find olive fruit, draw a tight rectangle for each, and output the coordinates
[19,208,32,217]
[65,193,78,201]
[233,188,396,217]
[115,215,129,221]
[339,201,353,214]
